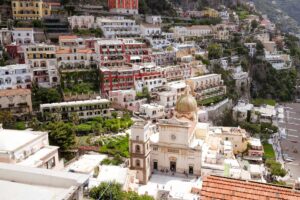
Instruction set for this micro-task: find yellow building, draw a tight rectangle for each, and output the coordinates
[202,9,219,18]
[12,0,52,20]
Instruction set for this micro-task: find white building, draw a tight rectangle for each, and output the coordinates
[156,91,177,109]
[0,64,32,90]
[68,15,95,29]
[96,17,140,39]
[151,50,176,66]
[140,24,162,36]
[139,103,165,120]
[145,15,162,25]
[252,105,276,124]
[264,53,292,70]
[40,98,111,121]
[167,80,186,96]
[162,64,192,82]
[0,125,63,170]
[173,25,213,39]
[89,165,138,192]
[109,89,147,112]
[24,43,59,88]
[244,43,257,57]
[188,74,226,102]
[0,163,89,200]
[0,89,32,117]
[232,101,254,122]
[135,77,167,93]
[0,28,12,46]
[12,28,35,44]
[146,36,172,49]
[66,154,107,175]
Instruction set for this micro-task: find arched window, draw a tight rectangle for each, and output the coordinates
[135,145,140,153]
[136,159,140,167]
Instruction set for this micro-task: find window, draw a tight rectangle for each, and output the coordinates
[135,145,141,153]
[135,159,140,167]
[46,157,55,169]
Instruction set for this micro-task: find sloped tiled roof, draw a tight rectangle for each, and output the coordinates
[0,89,31,97]
[199,176,300,200]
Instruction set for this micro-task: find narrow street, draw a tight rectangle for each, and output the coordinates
[278,103,300,182]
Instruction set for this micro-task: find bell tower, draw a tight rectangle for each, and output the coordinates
[129,120,152,184]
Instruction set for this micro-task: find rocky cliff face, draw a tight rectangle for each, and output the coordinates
[252,0,300,34]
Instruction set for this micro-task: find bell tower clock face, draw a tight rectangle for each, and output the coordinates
[171,134,176,140]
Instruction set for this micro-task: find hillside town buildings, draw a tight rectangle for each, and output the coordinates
[0,64,32,90]
[96,17,140,39]
[1,1,299,199]
[11,0,54,20]
[40,98,111,120]
[108,0,138,14]
[68,15,95,30]
[130,86,248,184]
[0,89,32,118]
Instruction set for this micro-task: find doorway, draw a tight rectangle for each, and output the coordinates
[189,166,194,175]
[170,161,176,172]
[153,161,158,170]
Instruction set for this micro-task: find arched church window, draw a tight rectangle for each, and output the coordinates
[136,159,140,167]
[135,145,141,153]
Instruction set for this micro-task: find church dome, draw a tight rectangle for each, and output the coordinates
[175,86,197,114]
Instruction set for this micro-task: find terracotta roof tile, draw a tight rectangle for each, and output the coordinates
[59,35,78,40]
[200,176,300,200]
[0,89,31,97]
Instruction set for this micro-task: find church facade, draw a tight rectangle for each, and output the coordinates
[130,86,248,184]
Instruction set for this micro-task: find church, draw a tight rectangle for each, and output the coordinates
[129,86,248,184]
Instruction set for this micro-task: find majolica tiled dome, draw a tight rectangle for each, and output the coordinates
[175,86,197,114]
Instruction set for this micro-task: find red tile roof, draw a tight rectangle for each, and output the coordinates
[198,176,300,200]
[0,89,31,97]
[58,35,78,40]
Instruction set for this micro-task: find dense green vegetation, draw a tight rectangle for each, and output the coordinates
[197,95,226,106]
[250,60,297,101]
[236,7,250,20]
[139,0,177,16]
[44,121,76,151]
[212,64,238,101]
[98,135,129,158]
[265,159,287,177]
[263,142,276,160]
[89,182,154,200]
[285,35,300,68]
[75,114,133,135]
[208,43,223,59]
[73,28,103,37]
[31,85,62,110]
[262,142,287,177]
[240,122,278,139]
[61,70,99,94]
[136,87,150,103]
[251,98,276,106]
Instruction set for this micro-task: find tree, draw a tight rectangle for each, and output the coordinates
[89,182,125,200]
[89,182,154,200]
[70,112,80,125]
[111,111,118,119]
[251,20,259,31]
[28,117,41,130]
[31,84,62,110]
[265,159,287,177]
[46,122,76,151]
[208,43,223,59]
[0,111,14,127]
